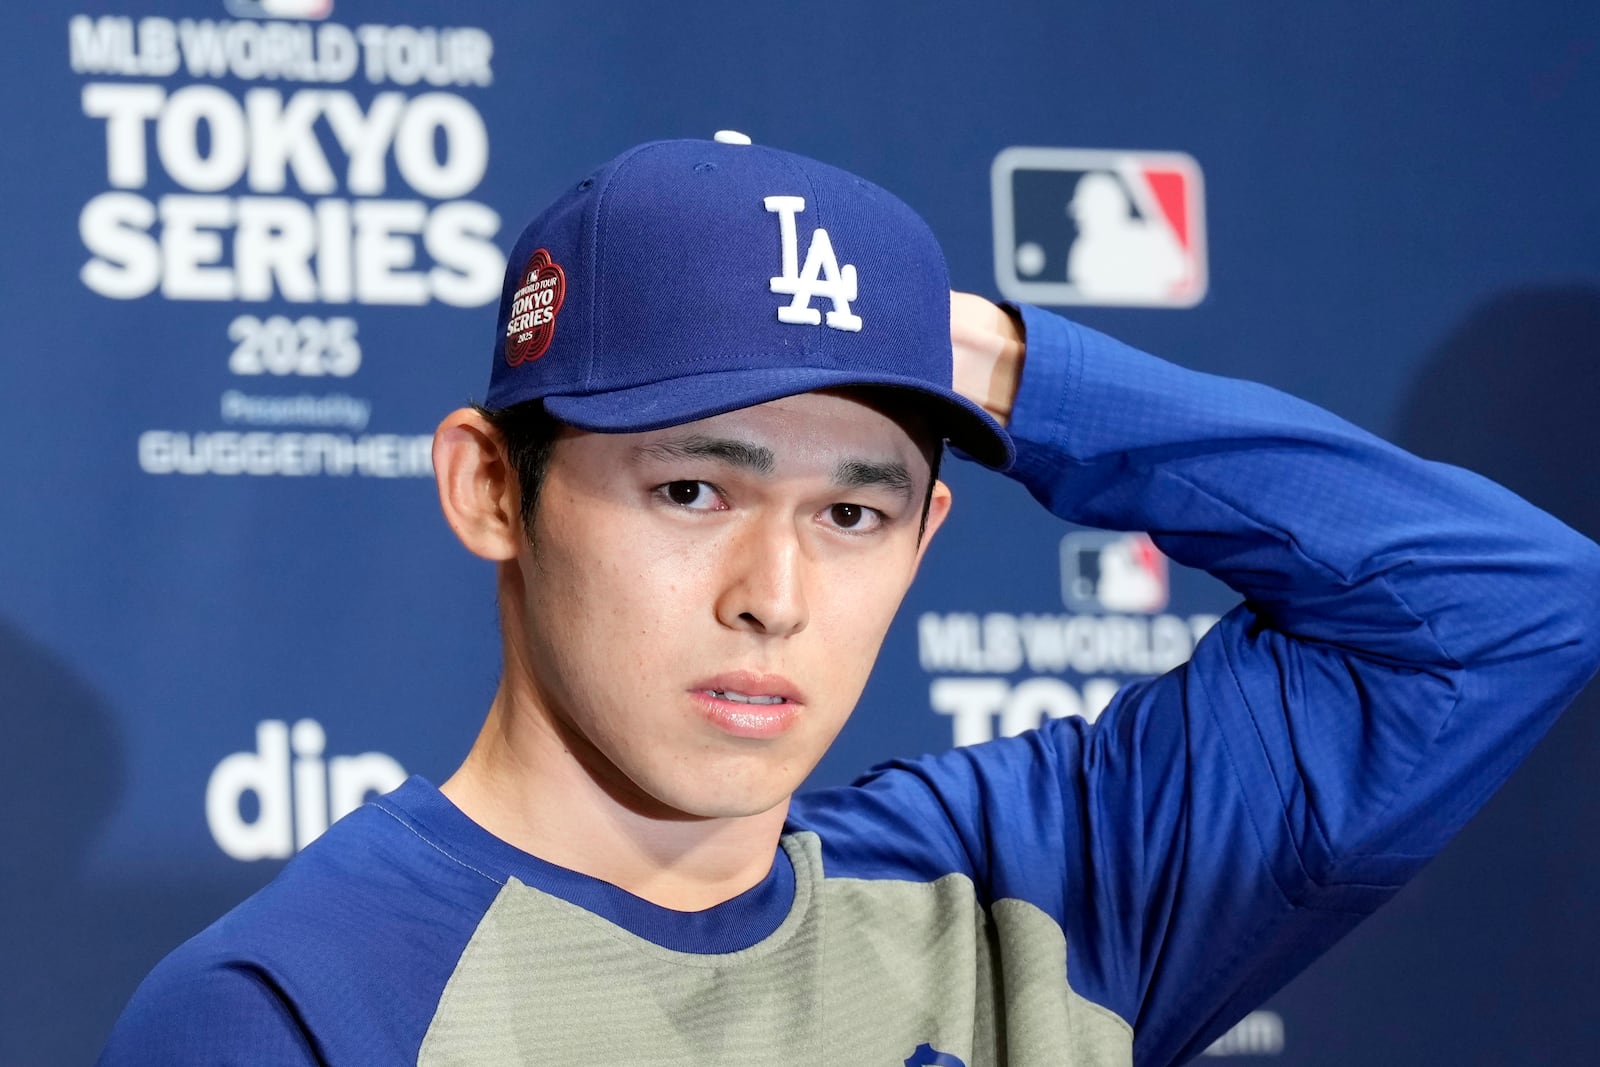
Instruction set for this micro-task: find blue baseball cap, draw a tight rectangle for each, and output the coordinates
[484,136,1014,470]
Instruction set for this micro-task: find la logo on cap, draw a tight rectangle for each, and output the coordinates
[765,196,862,332]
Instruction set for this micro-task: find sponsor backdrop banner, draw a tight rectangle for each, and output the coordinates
[2,1,1596,1062]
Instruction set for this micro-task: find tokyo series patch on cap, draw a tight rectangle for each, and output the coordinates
[503,250,567,366]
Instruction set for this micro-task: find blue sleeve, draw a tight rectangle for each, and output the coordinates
[93,790,499,1066]
[800,305,1600,1066]
[97,957,318,1066]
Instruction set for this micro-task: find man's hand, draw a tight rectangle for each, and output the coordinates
[951,291,1025,427]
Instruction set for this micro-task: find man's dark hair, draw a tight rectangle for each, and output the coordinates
[477,395,946,538]
[474,401,565,532]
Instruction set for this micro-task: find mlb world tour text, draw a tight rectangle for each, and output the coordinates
[71,16,503,308]
[920,610,1220,745]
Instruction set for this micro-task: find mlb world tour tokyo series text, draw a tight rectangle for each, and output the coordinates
[100,134,1600,1066]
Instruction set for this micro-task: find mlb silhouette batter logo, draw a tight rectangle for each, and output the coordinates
[991,146,1207,308]
[224,0,334,18]
[1061,530,1171,614]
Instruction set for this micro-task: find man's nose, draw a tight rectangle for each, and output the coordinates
[714,517,809,637]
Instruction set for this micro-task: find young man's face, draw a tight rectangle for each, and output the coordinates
[506,390,951,821]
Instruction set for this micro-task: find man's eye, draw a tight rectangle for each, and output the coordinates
[827,503,881,531]
[661,481,721,510]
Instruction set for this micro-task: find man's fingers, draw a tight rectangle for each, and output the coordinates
[950,291,1025,427]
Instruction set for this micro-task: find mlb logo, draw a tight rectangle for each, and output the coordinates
[992,147,1207,308]
[1060,531,1170,614]
[225,0,334,19]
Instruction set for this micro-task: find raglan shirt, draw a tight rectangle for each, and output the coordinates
[99,306,1600,1067]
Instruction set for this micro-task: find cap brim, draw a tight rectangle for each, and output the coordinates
[541,365,1014,470]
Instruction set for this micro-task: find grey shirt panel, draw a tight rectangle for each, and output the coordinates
[419,831,1131,1065]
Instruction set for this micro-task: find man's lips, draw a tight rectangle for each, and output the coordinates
[689,672,804,738]
[689,671,803,705]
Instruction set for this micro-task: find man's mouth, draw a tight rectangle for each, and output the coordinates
[691,674,803,738]
[704,689,787,706]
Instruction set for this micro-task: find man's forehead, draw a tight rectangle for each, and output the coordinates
[630,390,937,463]
[604,393,935,493]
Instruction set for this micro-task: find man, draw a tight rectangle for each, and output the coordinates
[101,137,1600,1065]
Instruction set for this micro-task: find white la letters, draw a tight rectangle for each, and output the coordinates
[764,194,862,332]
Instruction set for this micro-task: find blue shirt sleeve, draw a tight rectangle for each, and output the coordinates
[95,789,503,1066]
[798,304,1600,1066]
[97,957,319,1065]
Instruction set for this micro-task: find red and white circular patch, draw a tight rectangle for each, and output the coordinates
[503,249,567,365]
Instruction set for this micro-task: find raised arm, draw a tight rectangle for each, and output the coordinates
[1023,298,1600,1057]
[804,296,1600,1065]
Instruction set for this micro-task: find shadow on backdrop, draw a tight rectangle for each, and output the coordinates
[0,617,125,1065]
[0,619,264,1063]
[1270,285,1600,1064]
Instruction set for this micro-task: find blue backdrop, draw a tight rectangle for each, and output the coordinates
[3,2,1597,1063]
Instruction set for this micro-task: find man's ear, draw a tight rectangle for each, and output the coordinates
[911,480,954,573]
[433,408,524,562]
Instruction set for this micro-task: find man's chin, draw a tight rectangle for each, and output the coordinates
[636,778,798,823]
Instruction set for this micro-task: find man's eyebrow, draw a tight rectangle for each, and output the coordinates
[633,436,914,498]
[632,435,776,475]
[833,459,914,499]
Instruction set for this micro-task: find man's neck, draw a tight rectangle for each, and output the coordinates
[440,686,791,913]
